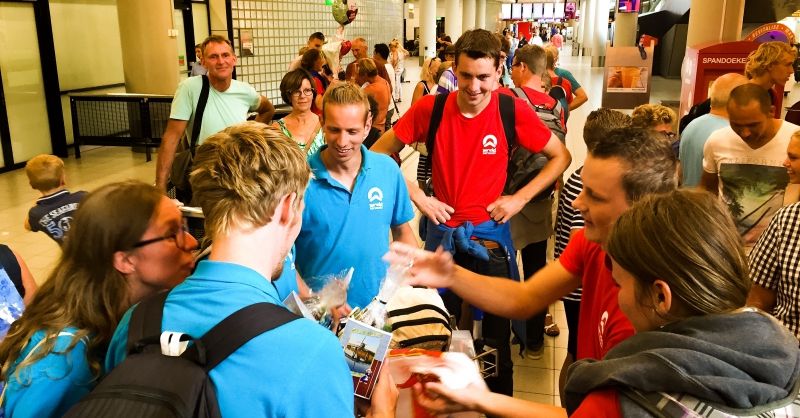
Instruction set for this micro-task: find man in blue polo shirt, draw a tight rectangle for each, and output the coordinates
[106,122,353,417]
[295,83,416,309]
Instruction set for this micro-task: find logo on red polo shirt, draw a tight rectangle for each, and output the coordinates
[482,135,498,155]
[368,187,384,210]
[598,311,609,350]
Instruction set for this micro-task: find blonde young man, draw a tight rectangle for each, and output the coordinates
[155,35,275,195]
[294,83,416,309]
[746,41,797,111]
[108,122,354,417]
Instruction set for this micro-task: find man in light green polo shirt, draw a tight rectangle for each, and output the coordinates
[155,35,275,192]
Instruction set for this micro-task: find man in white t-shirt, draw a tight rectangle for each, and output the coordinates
[701,83,799,248]
[287,32,325,71]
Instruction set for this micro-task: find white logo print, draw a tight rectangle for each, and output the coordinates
[482,135,498,155]
[598,311,609,349]
[368,187,384,210]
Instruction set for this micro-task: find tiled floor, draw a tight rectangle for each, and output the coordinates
[0,43,685,406]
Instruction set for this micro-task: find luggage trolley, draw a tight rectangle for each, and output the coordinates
[448,313,498,379]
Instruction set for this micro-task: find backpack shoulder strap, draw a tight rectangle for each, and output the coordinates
[185,302,301,371]
[190,75,211,154]
[498,92,516,150]
[126,290,170,355]
[510,87,533,108]
[425,92,450,176]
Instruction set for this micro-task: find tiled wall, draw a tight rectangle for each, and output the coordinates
[230,0,404,104]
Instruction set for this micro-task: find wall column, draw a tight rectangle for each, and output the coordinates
[686,0,745,48]
[582,0,596,56]
[446,0,462,38]
[117,0,178,94]
[613,12,638,47]
[463,0,476,33]
[476,0,486,30]
[420,0,437,60]
[591,0,609,66]
[574,0,588,55]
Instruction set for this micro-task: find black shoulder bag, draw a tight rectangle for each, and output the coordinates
[170,75,211,202]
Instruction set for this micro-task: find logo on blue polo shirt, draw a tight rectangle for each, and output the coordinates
[482,135,498,155]
[368,187,384,210]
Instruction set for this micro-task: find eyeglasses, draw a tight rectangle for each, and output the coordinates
[512,62,523,68]
[291,88,315,98]
[131,226,190,250]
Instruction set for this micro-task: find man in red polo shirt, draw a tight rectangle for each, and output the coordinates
[373,29,570,396]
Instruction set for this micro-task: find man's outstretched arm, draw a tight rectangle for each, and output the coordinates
[386,243,581,319]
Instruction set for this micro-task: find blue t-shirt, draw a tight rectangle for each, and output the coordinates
[105,260,353,418]
[27,190,87,245]
[295,146,415,308]
[679,113,728,187]
[2,328,93,418]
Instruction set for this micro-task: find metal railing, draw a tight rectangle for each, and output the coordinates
[70,95,293,162]
[69,93,173,162]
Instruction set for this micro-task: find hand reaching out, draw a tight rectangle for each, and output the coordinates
[383,243,455,289]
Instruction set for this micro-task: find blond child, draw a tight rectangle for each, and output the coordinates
[24,155,86,245]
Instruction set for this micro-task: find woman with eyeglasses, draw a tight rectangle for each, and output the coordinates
[274,69,325,157]
[411,57,441,107]
[0,180,197,418]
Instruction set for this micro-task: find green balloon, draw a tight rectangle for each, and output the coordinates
[332,0,358,26]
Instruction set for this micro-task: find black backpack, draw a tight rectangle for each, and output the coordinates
[547,77,570,122]
[424,92,553,202]
[64,291,300,418]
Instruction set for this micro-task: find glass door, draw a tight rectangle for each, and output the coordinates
[0,2,52,166]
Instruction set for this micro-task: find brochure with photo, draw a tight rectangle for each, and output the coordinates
[339,319,392,399]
